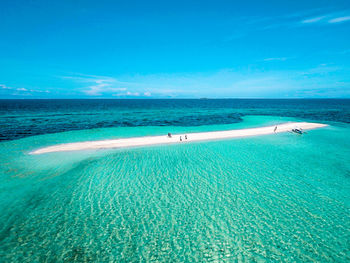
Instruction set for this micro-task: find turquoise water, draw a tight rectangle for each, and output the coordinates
[1,115,350,262]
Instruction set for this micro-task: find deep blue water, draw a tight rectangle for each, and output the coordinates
[0,99,349,141]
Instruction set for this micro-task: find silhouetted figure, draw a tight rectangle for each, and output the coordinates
[180,136,182,141]
[168,133,172,138]
[185,135,187,140]
[274,126,277,133]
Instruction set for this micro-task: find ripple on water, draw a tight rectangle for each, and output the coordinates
[0,121,350,261]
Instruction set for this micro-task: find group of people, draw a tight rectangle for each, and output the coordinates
[167,133,188,141]
[167,126,279,142]
[180,135,187,141]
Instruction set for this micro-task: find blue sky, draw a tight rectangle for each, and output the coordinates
[0,0,350,98]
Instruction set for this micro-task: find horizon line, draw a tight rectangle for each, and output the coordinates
[0,97,350,100]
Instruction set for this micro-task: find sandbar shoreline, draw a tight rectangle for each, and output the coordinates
[30,122,327,155]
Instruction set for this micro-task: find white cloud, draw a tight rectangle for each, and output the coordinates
[0,84,47,94]
[65,74,152,97]
[263,57,289,62]
[328,16,350,23]
[126,91,139,96]
[0,84,12,89]
[64,75,130,96]
[63,64,349,99]
[300,64,340,76]
[113,91,141,97]
[301,16,326,24]
[300,13,350,25]
[84,82,126,96]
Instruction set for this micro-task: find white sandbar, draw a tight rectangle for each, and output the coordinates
[30,122,327,155]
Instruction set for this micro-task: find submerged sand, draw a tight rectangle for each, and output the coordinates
[30,122,327,155]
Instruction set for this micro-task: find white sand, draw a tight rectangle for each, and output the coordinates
[30,122,327,155]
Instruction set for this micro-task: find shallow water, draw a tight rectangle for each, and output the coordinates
[0,114,350,262]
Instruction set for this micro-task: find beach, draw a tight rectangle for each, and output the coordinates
[31,122,326,154]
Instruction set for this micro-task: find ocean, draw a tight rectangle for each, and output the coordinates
[0,99,349,262]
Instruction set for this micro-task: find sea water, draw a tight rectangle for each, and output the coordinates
[0,99,349,262]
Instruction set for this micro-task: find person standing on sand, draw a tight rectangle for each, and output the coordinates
[180,136,182,141]
[185,135,187,140]
[274,126,277,133]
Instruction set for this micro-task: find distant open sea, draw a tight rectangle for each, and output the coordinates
[0,99,349,262]
[1,99,349,141]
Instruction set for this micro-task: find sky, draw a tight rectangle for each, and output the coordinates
[0,0,350,98]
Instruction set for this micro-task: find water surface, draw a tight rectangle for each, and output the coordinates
[0,100,350,262]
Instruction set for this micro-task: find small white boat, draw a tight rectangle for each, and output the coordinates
[292,128,303,134]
